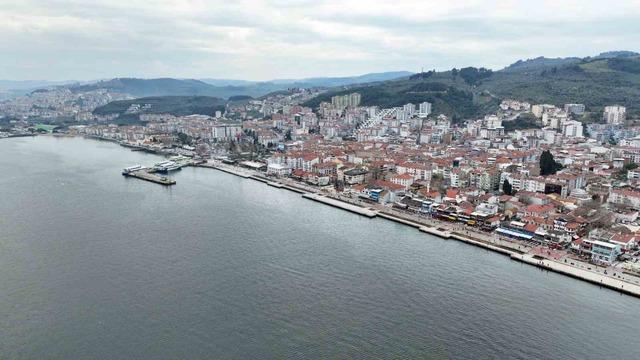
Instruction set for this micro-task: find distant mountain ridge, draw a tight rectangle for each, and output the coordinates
[199,71,412,88]
[71,78,217,97]
[53,72,413,100]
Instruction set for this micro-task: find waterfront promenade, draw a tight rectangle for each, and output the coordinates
[202,161,640,298]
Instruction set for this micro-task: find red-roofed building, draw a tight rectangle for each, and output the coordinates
[610,233,637,251]
[390,173,415,189]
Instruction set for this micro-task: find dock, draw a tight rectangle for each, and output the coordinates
[123,170,176,186]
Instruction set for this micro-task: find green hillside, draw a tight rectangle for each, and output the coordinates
[480,58,640,113]
[93,96,226,117]
[304,69,499,121]
[303,53,640,121]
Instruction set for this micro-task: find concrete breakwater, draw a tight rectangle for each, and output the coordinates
[207,164,640,298]
[123,171,176,186]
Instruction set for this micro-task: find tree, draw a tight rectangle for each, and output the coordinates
[451,68,459,80]
[503,179,514,195]
[540,150,563,176]
[177,132,192,145]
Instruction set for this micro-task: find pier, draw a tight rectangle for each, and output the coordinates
[123,170,176,186]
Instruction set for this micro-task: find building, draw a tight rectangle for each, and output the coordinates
[603,105,626,125]
[589,240,621,265]
[331,93,361,108]
[266,163,291,177]
[564,104,585,116]
[211,124,242,140]
[390,173,414,189]
[403,103,415,117]
[418,102,432,117]
[608,188,640,210]
[561,120,583,138]
[531,104,556,118]
[343,168,368,185]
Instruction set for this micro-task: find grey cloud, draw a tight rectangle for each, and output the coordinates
[1,0,639,80]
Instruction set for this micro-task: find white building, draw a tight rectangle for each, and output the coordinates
[418,102,432,117]
[267,163,291,177]
[603,105,626,125]
[531,104,556,118]
[561,120,583,138]
[403,103,415,117]
[608,188,640,210]
[211,124,242,140]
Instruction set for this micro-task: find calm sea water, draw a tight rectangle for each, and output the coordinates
[1,136,639,359]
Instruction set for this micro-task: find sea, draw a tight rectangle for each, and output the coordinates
[1,136,638,359]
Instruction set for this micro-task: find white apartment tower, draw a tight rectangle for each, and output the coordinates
[562,120,583,138]
[603,105,626,124]
[418,102,432,117]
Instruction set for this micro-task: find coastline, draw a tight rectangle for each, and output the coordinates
[48,136,640,298]
[202,162,640,298]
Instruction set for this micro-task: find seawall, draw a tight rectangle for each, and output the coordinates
[511,253,640,298]
[203,164,640,298]
[301,193,377,217]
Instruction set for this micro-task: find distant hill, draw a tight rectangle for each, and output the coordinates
[481,56,640,114]
[303,51,640,121]
[93,96,226,117]
[303,69,499,121]
[502,51,640,73]
[72,78,221,98]
[60,72,413,100]
[0,80,78,90]
[592,51,640,59]
[0,80,81,100]
[268,71,413,86]
[502,57,581,73]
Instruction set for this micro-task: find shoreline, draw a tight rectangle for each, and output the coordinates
[204,162,640,298]
[33,136,640,299]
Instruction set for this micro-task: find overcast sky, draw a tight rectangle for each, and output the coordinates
[2,0,639,81]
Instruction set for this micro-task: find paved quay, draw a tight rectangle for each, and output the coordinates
[512,253,640,298]
[200,162,640,298]
[302,193,377,217]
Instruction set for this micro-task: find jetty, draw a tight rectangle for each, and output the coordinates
[123,170,176,186]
